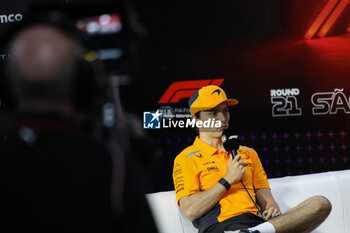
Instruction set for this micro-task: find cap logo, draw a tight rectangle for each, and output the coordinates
[211,89,221,96]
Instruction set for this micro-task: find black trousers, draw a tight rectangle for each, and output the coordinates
[204,212,265,233]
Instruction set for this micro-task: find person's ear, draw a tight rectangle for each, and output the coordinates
[192,114,200,123]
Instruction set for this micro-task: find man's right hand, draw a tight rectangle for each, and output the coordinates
[223,154,246,184]
[178,154,247,221]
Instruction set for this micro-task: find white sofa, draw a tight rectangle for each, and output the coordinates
[146,170,350,233]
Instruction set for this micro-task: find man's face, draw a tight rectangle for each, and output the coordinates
[195,102,230,136]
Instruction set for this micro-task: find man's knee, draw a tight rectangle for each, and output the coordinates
[309,195,332,217]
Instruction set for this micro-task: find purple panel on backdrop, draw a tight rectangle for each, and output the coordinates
[284,146,290,152]
[274,158,280,165]
[319,156,325,163]
[305,132,312,139]
[340,131,346,138]
[297,157,303,164]
[341,144,347,151]
[308,157,314,164]
[307,144,312,151]
[294,132,300,139]
[285,158,291,164]
[328,131,335,138]
[318,144,324,151]
[331,156,336,163]
[251,134,256,141]
[272,133,278,140]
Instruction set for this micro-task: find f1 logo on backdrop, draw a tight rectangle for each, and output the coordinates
[270,88,302,117]
[158,79,224,104]
[311,88,350,115]
[305,0,350,39]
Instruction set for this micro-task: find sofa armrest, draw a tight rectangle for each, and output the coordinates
[146,191,185,233]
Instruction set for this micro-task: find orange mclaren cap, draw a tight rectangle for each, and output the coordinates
[188,85,238,115]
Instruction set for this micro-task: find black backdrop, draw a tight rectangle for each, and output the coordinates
[1,0,349,192]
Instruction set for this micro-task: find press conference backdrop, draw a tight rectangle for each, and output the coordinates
[0,0,349,192]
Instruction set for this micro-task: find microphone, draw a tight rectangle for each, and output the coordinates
[222,134,240,158]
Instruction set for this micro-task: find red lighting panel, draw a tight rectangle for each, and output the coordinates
[305,0,350,39]
[305,0,339,39]
[318,0,350,37]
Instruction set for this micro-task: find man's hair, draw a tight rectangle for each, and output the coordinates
[6,25,81,105]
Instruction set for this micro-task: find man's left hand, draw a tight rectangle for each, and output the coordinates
[262,207,281,220]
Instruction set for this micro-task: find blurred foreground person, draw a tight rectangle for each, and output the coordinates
[0,13,116,233]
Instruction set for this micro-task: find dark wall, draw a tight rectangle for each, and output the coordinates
[0,0,349,192]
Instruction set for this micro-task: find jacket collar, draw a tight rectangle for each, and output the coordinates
[193,136,219,156]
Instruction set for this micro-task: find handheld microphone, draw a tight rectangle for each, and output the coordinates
[222,134,240,158]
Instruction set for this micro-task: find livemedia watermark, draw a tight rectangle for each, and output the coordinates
[143,110,221,130]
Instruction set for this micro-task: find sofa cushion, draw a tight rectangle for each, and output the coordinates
[269,172,344,233]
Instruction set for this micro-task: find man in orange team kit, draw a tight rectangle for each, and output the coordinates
[172,85,332,233]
